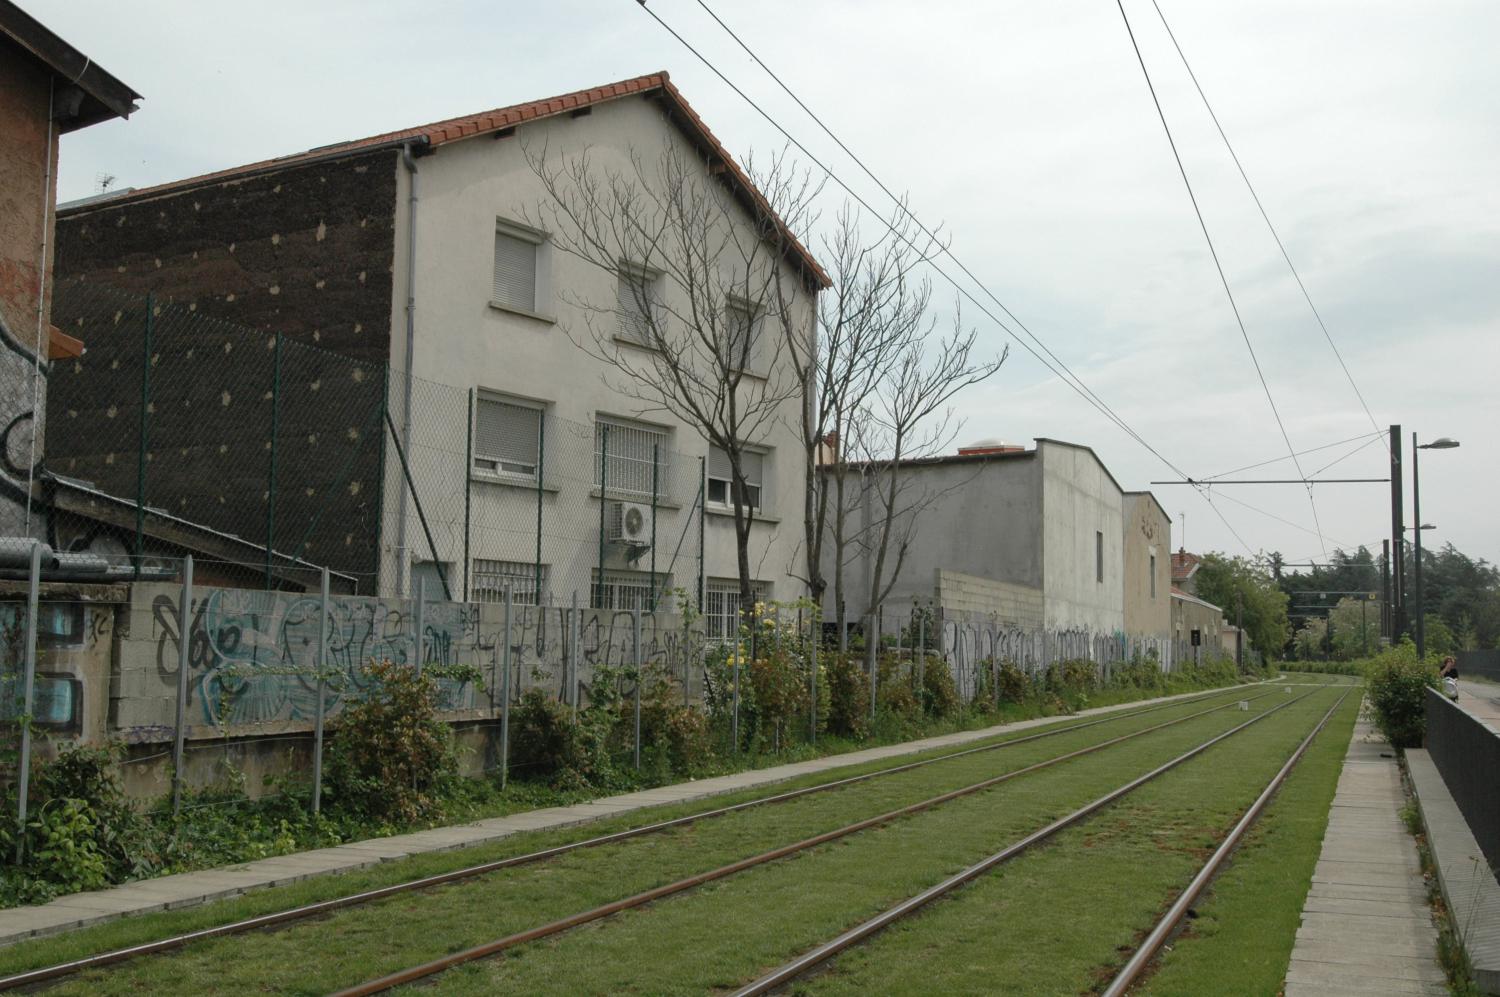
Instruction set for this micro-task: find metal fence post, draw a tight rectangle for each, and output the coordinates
[170,555,194,817]
[649,443,659,610]
[413,576,425,675]
[463,388,473,603]
[534,416,545,604]
[264,331,282,588]
[569,590,579,720]
[133,295,153,577]
[312,565,329,814]
[501,584,512,790]
[731,621,741,754]
[696,456,706,610]
[808,612,818,746]
[633,607,642,770]
[597,426,608,611]
[867,613,878,723]
[14,541,42,861]
[917,610,926,700]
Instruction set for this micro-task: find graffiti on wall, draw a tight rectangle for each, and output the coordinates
[145,586,700,732]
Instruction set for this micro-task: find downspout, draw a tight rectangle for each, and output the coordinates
[395,141,419,596]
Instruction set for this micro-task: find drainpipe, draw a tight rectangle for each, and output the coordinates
[395,142,419,596]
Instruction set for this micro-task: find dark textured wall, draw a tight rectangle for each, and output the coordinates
[44,152,400,586]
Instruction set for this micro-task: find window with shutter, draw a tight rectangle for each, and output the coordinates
[724,302,761,373]
[474,397,541,480]
[707,445,763,511]
[617,269,661,344]
[493,224,538,313]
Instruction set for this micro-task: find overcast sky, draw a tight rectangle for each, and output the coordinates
[34,0,1500,570]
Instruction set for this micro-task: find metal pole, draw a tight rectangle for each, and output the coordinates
[1361,597,1368,657]
[697,456,706,610]
[133,295,153,578]
[917,611,926,701]
[808,610,817,746]
[265,331,282,588]
[731,619,740,753]
[15,542,42,860]
[463,388,473,603]
[650,443,659,611]
[1389,425,1404,637]
[867,613,877,723]
[373,368,390,598]
[1381,539,1391,641]
[569,590,579,720]
[597,426,608,611]
[501,584,512,790]
[1235,590,1243,671]
[413,576,425,675]
[1412,432,1425,659]
[312,565,329,814]
[170,555,194,817]
[633,607,642,770]
[535,415,545,604]
[382,409,452,600]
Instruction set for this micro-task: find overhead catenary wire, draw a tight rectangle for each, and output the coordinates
[635,0,1268,557]
[1147,0,1389,457]
[1200,431,1382,482]
[1111,0,1328,559]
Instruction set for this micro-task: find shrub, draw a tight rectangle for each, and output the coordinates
[323,659,460,824]
[824,652,870,739]
[875,655,921,723]
[1366,644,1436,749]
[996,660,1029,706]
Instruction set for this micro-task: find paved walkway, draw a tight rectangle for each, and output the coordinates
[1456,680,1500,727]
[0,681,1267,948]
[1284,714,1446,996]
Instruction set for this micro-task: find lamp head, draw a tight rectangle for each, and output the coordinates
[1419,437,1460,450]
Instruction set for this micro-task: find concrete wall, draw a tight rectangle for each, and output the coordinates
[1039,441,1125,632]
[821,452,1043,622]
[383,93,812,603]
[0,581,120,750]
[1171,590,1226,651]
[1122,492,1171,638]
[0,35,60,541]
[933,569,1044,629]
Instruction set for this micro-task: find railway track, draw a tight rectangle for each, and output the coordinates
[327,686,1322,996]
[0,681,1279,992]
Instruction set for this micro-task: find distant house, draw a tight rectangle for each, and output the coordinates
[1171,548,1201,595]
[0,0,139,540]
[821,438,1170,640]
[52,72,826,611]
[1169,547,1231,660]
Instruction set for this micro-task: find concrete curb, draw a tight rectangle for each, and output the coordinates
[0,678,1276,949]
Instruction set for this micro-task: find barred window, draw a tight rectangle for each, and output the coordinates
[473,559,546,606]
[594,418,670,498]
[704,578,770,641]
[474,397,541,480]
[707,446,763,512]
[493,222,541,313]
[591,569,669,611]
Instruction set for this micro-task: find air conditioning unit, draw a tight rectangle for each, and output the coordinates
[607,501,652,547]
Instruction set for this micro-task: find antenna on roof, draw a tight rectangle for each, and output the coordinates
[95,172,115,193]
[1179,512,1186,551]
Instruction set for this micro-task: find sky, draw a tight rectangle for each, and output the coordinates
[33,0,1500,570]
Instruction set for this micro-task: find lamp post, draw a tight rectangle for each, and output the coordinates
[1412,434,1459,659]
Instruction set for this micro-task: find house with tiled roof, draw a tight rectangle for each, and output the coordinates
[1170,548,1202,594]
[49,72,822,616]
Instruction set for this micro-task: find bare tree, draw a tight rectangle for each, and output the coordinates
[523,140,824,617]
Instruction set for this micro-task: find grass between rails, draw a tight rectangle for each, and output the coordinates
[0,683,1269,985]
[751,685,1354,996]
[3,686,1291,994]
[1131,679,1361,995]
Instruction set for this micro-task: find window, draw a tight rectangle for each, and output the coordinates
[473,559,546,606]
[493,221,541,313]
[707,445,763,512]
[591,569,668,611]
[474,396,542,480]
[723,301,762,373]
[595,418,670,497]
[704,579,770,641]
[617,268,663,344]
[1150,553,1157,598]
[1095,531,1104,583]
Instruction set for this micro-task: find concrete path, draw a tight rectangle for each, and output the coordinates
[0,681,1268,948]
[1456,681,1500,727]
[1284,714,1446,996]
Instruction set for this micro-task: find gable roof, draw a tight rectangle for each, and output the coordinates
[1171,550,1201,582]
[58,70,829,289]
[0,0,140,131]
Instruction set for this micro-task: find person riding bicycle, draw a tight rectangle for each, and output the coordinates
[1440,655,1459,701]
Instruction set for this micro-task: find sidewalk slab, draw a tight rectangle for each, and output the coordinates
[1285,713,1444,996]
[0,679,1273,950]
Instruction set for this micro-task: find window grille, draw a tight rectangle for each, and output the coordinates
[591,569,668,611]
[474,397,541,479]
[594,419,670,498]
[704,578,770,640]
[707,446,763,511]
[493,225,538,312]
[473,559,546,606]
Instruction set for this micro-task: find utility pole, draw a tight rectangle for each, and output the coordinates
[1389,424,1404,639]
[1380,539,1391,642]
[1234,589,1243,670]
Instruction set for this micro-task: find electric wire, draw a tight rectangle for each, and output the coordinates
[637,0,1268,555]
[1111,0,1328,559]
[1309,431,1385,479]
[1148,0,1389,457]
[1200,431,1381,482]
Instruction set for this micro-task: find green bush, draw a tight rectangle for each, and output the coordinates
[824,652,870,739]
[1365,644,1436,749]
[323,659,461,824]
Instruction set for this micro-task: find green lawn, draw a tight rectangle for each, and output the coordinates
[4,686,1283,995]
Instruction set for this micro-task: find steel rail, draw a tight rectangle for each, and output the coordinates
[329,689,1299,997]
[1100,686,1355,996]
[0,683,1273,992]
[729,687,1326,996]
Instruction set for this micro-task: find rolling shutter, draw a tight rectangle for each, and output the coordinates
[493,230,537,312]
[475,398,539,472]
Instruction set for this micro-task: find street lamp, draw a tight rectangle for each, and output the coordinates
[1413,435,1460,660]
